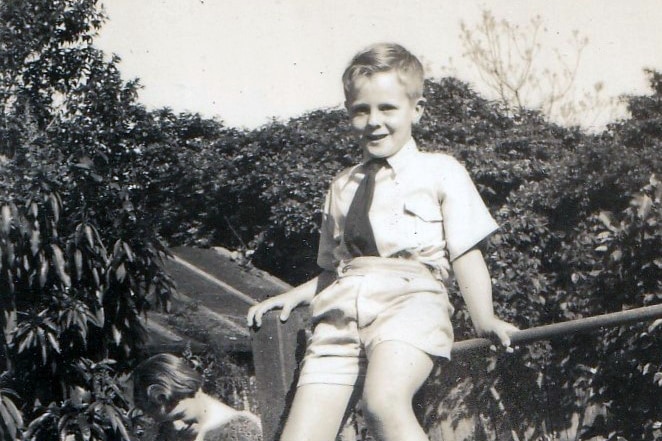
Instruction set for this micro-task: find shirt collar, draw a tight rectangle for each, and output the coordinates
[383,138,418,175]
[347,138,418,187]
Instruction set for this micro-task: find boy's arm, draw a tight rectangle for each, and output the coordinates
[452,247,518,346]
[246,270,336,328]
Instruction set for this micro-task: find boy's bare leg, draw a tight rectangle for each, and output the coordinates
[362,341,434,441]
[280,383,356,441]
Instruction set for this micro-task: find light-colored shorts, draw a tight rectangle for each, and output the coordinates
[297,257,455,386]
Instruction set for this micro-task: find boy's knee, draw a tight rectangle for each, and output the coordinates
[362,386,410,422]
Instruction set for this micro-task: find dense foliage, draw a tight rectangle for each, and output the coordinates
[149,76,660,440]
[2,0,661,439]
[0,1,175,439]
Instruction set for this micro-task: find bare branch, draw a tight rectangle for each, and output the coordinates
[458,9,617,128]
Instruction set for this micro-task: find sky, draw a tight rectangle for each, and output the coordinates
[95,0,662,131]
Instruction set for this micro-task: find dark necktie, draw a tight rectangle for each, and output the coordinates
[344,158,387,257]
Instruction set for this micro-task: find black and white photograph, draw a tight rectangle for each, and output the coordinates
[1,1,661,440]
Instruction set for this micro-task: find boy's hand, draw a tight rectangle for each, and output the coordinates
[247,272,330,328]
[246,292,302,328]
[481,318,519,350]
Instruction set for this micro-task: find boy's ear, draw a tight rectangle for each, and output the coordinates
[413,97,426,124]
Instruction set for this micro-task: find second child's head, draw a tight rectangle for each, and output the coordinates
[132,353,202,423]
[342,43,425,159]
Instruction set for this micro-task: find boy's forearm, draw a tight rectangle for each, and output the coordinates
[452,247,496,335]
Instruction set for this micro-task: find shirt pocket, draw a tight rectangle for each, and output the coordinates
[403,197,443,246]
[404,197,443,223]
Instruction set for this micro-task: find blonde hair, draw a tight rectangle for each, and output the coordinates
[132,353,202,415]
[342,43,425,100]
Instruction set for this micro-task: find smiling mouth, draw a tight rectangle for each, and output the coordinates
[366,134,387,142]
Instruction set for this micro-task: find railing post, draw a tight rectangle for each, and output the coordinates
[250,307,309,441]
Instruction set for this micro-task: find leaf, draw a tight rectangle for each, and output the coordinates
[105,404,130,440]
[92,267,100,288]
[111,325,121,346]
[6,268,14,294]
[115,263,126,282]
[597,210,614,230]
[73,156,94,170]
[46,332,61,354]
[48,193,60,224]
[39,251,49,288]
[1,205,11,235]
[77,414,91,441]
[636,194,653,219]
[30,228,41,256]
[74,249,83,281]
[122,242,134,262]
[5,242,15,268]
[113,239,122,257]
[17,331,33,354]
[29,201,38,218]
[0,400,19,440]
[3,310,16,344]
[91,307,105,328]
[51,244,71,287]
[57,411,72,435]
[84,225,95,248]
[37,328,47,364]
[1,394,24,429]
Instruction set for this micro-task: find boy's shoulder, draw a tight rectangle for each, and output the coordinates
[416,149,463,166]
[403,149,469,178]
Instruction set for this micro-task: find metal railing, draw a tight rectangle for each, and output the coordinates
[251,303,662,441]
[452,303,662,355]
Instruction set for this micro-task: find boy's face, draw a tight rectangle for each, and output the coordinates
[345,70,424,159]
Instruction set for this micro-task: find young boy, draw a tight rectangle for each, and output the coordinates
[132,353,262,441]
[247,42,517,441]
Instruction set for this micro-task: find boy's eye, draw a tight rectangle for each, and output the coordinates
[350,105,369,115]
[379,104,397,112]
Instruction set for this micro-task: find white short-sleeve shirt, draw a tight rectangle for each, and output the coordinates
[317,139,498,280]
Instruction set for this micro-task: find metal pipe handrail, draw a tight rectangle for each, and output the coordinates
[452,303,662,356]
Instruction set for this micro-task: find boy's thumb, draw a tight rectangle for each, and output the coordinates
[493,327,511,348]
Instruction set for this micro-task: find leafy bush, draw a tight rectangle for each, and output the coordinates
[135,70,660,439]
[0,1,174,439]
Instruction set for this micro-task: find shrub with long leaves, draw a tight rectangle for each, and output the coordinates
[0,1,175,439]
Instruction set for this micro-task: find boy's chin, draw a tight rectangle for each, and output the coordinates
[363,142,403,159]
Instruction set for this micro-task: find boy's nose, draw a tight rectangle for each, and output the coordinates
[367,111,382,127]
